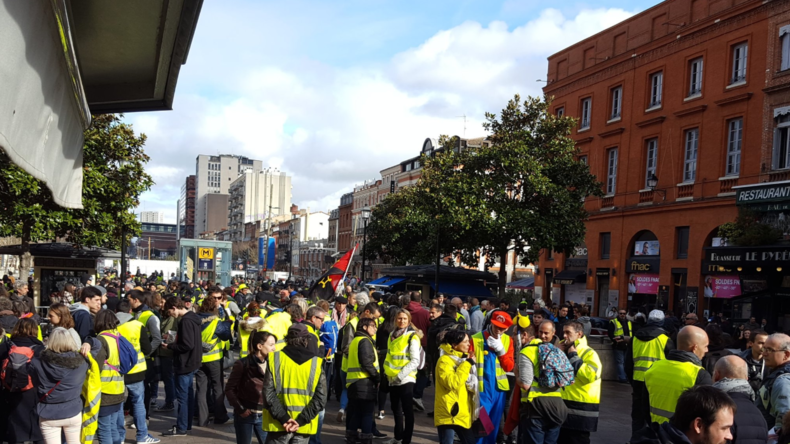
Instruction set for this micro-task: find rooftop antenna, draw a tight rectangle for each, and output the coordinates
[457,114,467,137]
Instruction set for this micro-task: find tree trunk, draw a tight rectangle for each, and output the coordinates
[497,244,508,298]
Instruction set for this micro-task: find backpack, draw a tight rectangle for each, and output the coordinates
[406,332,426,370]
[1,342,42,392]
[530,342,575,389]
[99,332,137,375]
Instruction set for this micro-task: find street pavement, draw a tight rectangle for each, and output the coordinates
[133,380,632,444]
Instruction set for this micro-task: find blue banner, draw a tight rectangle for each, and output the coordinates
[258,237,276,270]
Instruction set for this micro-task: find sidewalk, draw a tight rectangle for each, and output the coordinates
[136,381,632,444]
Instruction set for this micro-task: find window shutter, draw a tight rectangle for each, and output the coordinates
[774,128,782,170]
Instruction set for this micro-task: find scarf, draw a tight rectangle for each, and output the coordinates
[392,327,409,339]
[714,377,755,401]
[333,308,347,327]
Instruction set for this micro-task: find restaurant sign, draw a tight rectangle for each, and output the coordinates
[704,246,790,267]
[736,182,790,207]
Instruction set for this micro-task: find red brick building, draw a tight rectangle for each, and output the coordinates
[337,192,354,255]
[536,0,790,317]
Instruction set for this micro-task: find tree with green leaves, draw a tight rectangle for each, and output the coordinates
[367,94,602,296]
[0,114,154,272]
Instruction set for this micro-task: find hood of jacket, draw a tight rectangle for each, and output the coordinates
[578,316,591,323]
[431,314,460,329]
[439,342,467,358]
[180,311,201,328]
[68,302,90,315]
[763,361,790,393]
[667,349,703,366]
[198,313,217,325]
[240,317,265,332]
[116,312,134,325]
[713,377,755,401]
[282,342,320,365]
[406,301,425,314]
[40,349,86,370]
[656,422,692,444]
[635,323,668,342]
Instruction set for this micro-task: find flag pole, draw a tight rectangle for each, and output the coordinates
[335,243,357,298]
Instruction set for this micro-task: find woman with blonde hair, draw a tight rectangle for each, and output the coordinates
[384,309,424,444]
[30,328,89,444]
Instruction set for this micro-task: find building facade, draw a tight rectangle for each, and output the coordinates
[337,192,354,255]
[194,154,262,235]
[327,209,339,251]
[228,168,292,242]
[177,175,196,239]
[535,0,790,318]
[134,223,178,259]
[139,211,164,223]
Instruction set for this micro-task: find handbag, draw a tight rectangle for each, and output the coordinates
[471,406,495,438]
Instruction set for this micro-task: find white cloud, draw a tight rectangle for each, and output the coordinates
[131,6,635,222]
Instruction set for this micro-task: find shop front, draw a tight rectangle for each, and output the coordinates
[556,245,591,306]
[626,255,663,310]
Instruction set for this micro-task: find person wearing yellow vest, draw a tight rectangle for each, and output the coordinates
[626,309,676,439]
[384,309,423,444]
[517,320,567,444]
[115,301,159,444]
[239,302,265,359]
[434,329,477,444]
[263,323,327,444]
[263,304,303,352]
[607,309,632,383]
[195,290,230,426]
[344,318,380,444]
[558,320,602,444]
[128,290,162,422]
[93,310,127,444]
[301,306,327,357]
[644,325,712,425]
[337,302,381,423]
[470,310,515,444]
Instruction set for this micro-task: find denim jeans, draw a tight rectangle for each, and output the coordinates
[308,410,325,444]
[160,356,176,405]
[522,417,560,444]
[233,412,266,444]
[175,371,196,433]
[97,409,125,444]
[613,349,627,382]
[437,425,475,444]
[340,371,348,410]
[126,381,149,441]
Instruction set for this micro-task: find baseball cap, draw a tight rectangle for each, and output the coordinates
[648,309,665,323]
[490,311,513,329]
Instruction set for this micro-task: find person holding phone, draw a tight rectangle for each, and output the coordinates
[608,310,632,384]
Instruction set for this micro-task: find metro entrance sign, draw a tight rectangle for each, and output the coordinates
[199,248,214,259]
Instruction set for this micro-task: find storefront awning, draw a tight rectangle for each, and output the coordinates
[367,276,406,288]
[554,269,586,285]
[430,281,493,298]
[506,277,535,289]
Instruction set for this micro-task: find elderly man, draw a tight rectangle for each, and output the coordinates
[684,313,700,326]
[757,333,790,431]
[644,326,712,424]
[712,356,768,444]
[469,298,485,333]
[11,281,34,315]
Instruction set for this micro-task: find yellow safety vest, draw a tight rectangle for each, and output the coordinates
[262,351,323,435]
[645,359,702,423]
[560,336,602,431]
[472,332,510,393]
[341,317,360,372]
[239,314,253,359]
[137,310,154,330]
[346,335,378,387]
[520,339,563,403]
[117,319,147,375]
[201,319,222,363]
[263,311,292,352]
[611,318,632,337]
[98,331,124,395]
[384,331,420,380]
[81,352,101,444]
[631,334,669,381]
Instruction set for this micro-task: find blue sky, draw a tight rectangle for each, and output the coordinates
[129,0,660,223]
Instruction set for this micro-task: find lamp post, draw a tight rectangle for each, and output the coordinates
[288,222,294,281]
[647,173,666,201]
[361,207,371,282]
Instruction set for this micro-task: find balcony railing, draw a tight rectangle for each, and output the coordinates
[678,184,694,199]
[639,190,654,204]
[719,178,738,194]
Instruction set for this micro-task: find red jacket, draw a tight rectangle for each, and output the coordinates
[406,301,430,346]
[468,330,515,372]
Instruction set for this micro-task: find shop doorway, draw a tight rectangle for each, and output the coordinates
[597,276,610,317]
[672,271,688,317]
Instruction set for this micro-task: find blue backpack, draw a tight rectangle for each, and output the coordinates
[100,332,137,375]
[530,342,575,389]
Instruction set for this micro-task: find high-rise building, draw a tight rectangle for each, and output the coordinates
[228,168,292,242]
[194,154,263,235]
[177,175,196,239]
[139,211,164,223]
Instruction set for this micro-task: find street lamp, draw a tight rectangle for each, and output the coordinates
[288,222,294,281]
[361,207,371,282]
[647,173,666,201]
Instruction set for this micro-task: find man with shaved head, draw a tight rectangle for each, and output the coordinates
[712,356,768,443]
[757,332,790,431]
[644,326,713,424]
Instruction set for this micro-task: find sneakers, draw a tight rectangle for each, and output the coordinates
[155,404,175,412]
[376,411,385,420]
[372,430,387,439]
[138,434,161,444]
[412,398,425,412]
[162,427,187,437]
[337,409,345,423]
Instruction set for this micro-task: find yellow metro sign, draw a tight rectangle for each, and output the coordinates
[199,248,214,259]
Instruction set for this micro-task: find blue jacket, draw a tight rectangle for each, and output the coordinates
[319,319,338,360]
[29,349,89,420]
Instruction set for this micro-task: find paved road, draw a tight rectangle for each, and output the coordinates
[132,380,631,444]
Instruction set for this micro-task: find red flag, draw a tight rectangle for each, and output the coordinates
[307,245,356,300]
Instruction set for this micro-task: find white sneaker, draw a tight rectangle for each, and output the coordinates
[376,411,385,420]
[336,409,345,423]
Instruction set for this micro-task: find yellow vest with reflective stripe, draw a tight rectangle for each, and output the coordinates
[346,335,378,387]
[137,310,154,331]
[240,314,253,359]
[520,339,563,403]
[99,331,124,394]
[560,336,602,431]
[631,334,669,381]
[472,331,510,393]
[384,331,420,380]
[201,319,222,363]
[117,319,147,374]
[611,318,631,337]
[341,317,360,372]
[81,353,101,444]
[262,351,323,435]
[645,359,701,423]
[263,311,292,352]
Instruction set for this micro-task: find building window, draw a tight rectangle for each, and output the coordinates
[683,128,699,183]
[726,118,743,176]
[556,107,564,117]
[579,155,588,165]
[731,43,748,84]
[676,227,690,259]
[649,72,663,108]
[645,138,658,188]
[689,57,703,96]
[600,233,611,259]
[773,113,790,170]
[610,86,622,120]
[580,97,591,130]
[781,27,790,71]
[606,148,618,195]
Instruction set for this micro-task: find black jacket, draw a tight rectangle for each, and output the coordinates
[607,317,633,350]
[169,311,202,374]
[626,322,676,381]
[631,422,693,444]
[427,314,463,366]
[263,345,326,427]
[664,349,713,387]
[701,345,733,376]
[347,331,379,401]
[739,348,767,394]
[728,391,768,444]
